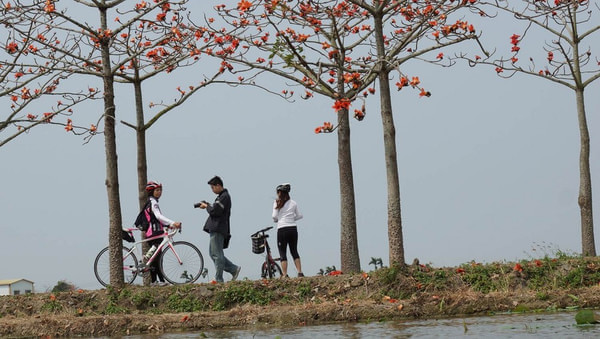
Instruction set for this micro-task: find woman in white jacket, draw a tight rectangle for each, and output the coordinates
[272,183,304,278]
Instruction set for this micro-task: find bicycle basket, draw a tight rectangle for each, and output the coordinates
[251,234,265,254]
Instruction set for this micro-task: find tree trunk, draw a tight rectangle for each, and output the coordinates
[133,77,152,285]
[571,17,595,256]
[374,13,405,267]
[378,72,405,267]
[133,76,147,209]
[575,87,595,256]
[100,8,124,288]
[337,106,361,273]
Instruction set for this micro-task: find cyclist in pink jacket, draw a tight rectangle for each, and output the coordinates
[145,181,181,285]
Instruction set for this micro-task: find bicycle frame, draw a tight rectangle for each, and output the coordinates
[124,227,182,272]
[263,237,278,265]
[251,226,282,279]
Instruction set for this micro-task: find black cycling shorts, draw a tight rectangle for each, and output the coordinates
[277,226,300,261]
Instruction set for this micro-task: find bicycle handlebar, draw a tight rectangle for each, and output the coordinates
[251,226,273,237]
[166,226,180,236]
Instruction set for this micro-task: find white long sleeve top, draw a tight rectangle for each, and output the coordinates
[150,196,175,226]
[272,199,303,229]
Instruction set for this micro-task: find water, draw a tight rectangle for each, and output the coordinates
[119,311,600,338]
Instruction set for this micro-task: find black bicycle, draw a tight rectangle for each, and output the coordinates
[251,226,282,279]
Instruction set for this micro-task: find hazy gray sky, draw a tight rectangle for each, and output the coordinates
[2,2,599,292]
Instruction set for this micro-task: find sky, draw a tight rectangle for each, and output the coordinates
[1,1,599,292]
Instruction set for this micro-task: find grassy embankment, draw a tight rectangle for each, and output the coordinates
[2,251,600,336]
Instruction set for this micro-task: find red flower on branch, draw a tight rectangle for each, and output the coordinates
[315,122,334,134]
[237,0,252,12]
[396,77,409,90]
[332,99,351,112]
[6,42,18,54]
[65,119,73,132]
[44,0,55,13]
[135,1,147,10]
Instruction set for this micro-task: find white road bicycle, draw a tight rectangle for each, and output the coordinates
[94,226,204,286]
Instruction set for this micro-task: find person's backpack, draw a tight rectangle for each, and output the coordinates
[134,201,152,232]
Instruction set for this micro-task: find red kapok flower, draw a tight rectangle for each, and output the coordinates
[44,0,55,13]
[237,0,252,11]
[514,263,523,272]
[332,99,351,112]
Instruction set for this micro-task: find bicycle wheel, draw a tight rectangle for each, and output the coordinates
[159,241,204,284]
[261,261,282,279]
[93,246,138,287]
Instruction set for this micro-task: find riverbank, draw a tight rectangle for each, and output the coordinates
[2,256,600,337]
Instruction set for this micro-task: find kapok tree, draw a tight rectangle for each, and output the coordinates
[112,4,224,284]
[13,0,200,286]
[464,0,600,256]
[205,0,376,272]
[346,0,479,267]
[112,1,222,211]
[98,0,225,284]
[1,1,99,147]
[205,0,478,270]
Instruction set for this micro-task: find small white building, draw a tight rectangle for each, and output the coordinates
[0,279,35,295]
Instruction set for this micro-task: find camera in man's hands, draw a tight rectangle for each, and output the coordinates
[193,200,208,208]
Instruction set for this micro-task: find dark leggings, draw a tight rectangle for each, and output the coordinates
[148,238,165,283]
[277,226,300,262]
